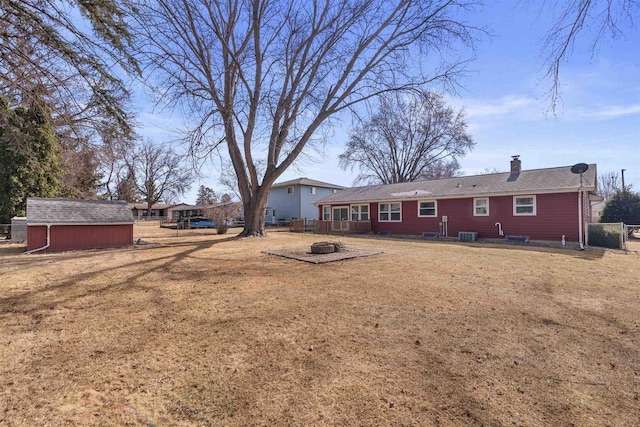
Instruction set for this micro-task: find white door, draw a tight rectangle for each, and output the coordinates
[332,207,349,230]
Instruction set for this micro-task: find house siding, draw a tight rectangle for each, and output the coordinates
[300,185,338,219]
[266,184,341,223]
[322,192,582,242]
[265,186,300,223]
[131,208,168,219]
[27,224,134,252]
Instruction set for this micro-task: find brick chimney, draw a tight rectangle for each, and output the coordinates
[510,155,521,174]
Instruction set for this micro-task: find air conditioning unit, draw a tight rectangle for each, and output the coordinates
[458,231,478,242]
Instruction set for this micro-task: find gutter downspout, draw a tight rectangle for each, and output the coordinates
[24,224,51,254]
[578,191,584,250]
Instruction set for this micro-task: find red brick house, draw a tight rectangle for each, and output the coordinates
[314,158,598,244]
[26,198,134,253]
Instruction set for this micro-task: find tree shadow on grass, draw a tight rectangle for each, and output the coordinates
[0,236,240,314]
[0,235,240,268]
[0,242,26,257]
[460,242,607,260]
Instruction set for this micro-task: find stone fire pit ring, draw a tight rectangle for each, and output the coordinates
[311,242,337,254]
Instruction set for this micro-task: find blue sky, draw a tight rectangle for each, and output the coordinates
[136,1,639,204]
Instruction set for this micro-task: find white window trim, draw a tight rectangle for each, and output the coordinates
[378,202,402,222]
[350,204,370,221]
[287,186,294,195]
[332,205,349,221]
[417,200,438,218]
[513,195,537,216]
[322,206,331,221]
[473,197,490,216]
[310,186,316,195]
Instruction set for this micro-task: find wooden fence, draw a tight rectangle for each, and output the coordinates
[289,219,372,234]
[290,219,315,233]
[313,220,372,235]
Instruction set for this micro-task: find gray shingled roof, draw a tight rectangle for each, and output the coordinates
[314,164,597,205]
[128,202,173,210]
[27,198,134,224]
[271,177,346,189]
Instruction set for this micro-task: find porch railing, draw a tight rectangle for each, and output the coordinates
[313,220,372,234]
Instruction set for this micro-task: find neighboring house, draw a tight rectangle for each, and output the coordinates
[591,199,607,223]
[265,177,346,224]
[26,198,134,253]
[128,203,173,219]
[167,203,202,221]
[168,202,244,223]
[314,157,598,243]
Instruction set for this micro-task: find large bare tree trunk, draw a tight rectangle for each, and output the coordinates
[239,186,269,237]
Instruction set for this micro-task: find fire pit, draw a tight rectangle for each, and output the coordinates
[264,241,381,264]
[311,242,336,254]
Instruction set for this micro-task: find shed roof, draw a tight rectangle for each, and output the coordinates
[271,177,346,190]
[314,164,597,205]
[128,203,173,210]
[27,198,134,225]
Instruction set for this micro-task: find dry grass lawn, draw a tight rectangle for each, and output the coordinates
[0,222,638,426]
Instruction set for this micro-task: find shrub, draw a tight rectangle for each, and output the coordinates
[217,224,229,234]
[588,224,622,249]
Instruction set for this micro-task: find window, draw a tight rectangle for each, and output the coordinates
[323,206,331,221]
[332,189,338,193]
[333,206,349,221]
[474,198,489,216]
[351,205,369,221]
[287,186,294,195]
[379,203,401,222]
[310,186,316,195]
[514,195,536,215]
[418,200,437,217]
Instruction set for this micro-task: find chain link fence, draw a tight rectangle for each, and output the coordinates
[0,224,10,240]
[585,223,624,250]
[624,224,640,252]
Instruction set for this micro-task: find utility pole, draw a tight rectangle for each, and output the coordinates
[621,169,626,192]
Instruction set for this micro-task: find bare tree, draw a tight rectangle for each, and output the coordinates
[598,171,621,199]
[478,167,503,175]
[129,140,194,217]
[339,91,473,185]
[423,159,465,180]
[203,194,241,234]
[100,140,140,201]
[129,0,478,236]
[541,0,639,113]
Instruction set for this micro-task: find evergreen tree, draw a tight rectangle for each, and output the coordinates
[195,186,217,206]
[0,97,60,223]
[600,190,640,225]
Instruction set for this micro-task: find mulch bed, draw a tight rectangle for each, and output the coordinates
[264,247,382,264]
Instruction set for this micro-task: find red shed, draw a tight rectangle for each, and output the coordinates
[314,158,599,246]
[26,198,134,253]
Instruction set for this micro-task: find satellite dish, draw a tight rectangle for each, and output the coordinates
[571,163,589,174]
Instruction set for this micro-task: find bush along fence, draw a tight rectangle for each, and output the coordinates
[585,223,625,250]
